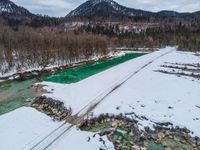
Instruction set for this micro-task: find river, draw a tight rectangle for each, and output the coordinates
[0,53,144,115]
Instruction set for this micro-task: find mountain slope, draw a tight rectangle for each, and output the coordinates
[0,0,34,26]
[67,0,200,19]
[0,0,32,16]
[68,0,153,17]
[0,0,63,27]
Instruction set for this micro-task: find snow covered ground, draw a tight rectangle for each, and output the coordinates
[93,50,200,136]
[47,127,114,150]
[0,107,113,150]
[41,47,172,115]
[0,107,62,150]
[0,47,199,150]
[41,47,200,138]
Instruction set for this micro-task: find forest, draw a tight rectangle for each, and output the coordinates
[1,20,200,75]
[77,21,200,51]
[0,25,111,75]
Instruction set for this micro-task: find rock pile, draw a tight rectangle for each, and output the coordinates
[81,114,200,150]
[31,96,72,121]
[146,125,200,149]
[81,114,141,149]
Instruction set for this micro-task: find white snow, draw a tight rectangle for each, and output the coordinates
[0,47,200,150]
[0,107,62,150]
[0,107,113,150]
[93,50,200,136]
[41,47,200,137]
[0,80,5,83]
[47,127,114,150]
[41,47,173,115]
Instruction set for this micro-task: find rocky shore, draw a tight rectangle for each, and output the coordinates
[29,97,200,149]
[80,114,200,150]
[31,96,72,121]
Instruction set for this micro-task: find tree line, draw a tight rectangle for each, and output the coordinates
[1,20,200,76]
[76,21,200,51]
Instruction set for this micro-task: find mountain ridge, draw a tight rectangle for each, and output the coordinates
[0,0,200,27]
[0,0,63,27]
[0,0,33,16]
[68,0,153,17]
[67,0,199,18]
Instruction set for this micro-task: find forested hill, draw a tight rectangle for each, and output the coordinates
[0,0,200,52]
[0,0,63,27]
[1,0,200,27]
[67,0,200,19]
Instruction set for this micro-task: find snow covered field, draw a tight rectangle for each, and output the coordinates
[0,47,199,150]
[0,107,113,150]
[47,127,114,150]
[93,50,200,136]
[0,107,62,150]
[41,47,172,115]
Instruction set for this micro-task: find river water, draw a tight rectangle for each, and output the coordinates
[0,53,144,115]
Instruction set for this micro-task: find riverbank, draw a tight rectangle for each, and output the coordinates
[0,52,145,115]
[0,56,109,83]
[0,51,148,84]
[29,96,200,149]
[80,114,200,150]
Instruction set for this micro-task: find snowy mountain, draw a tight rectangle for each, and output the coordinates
[67,0,200,19]
[0,0,32,16]
[0,0,61,27]
[0,0,34,26]
[68,0,153,17]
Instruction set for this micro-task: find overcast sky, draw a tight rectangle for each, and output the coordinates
[12,0,200,17]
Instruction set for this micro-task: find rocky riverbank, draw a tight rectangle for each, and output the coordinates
[30,97,200,149]
[31,96,72,121]
[0,56,109,83]
[80,114,200,150]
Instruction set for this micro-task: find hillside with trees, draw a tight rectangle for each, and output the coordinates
[0,0,200,76]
